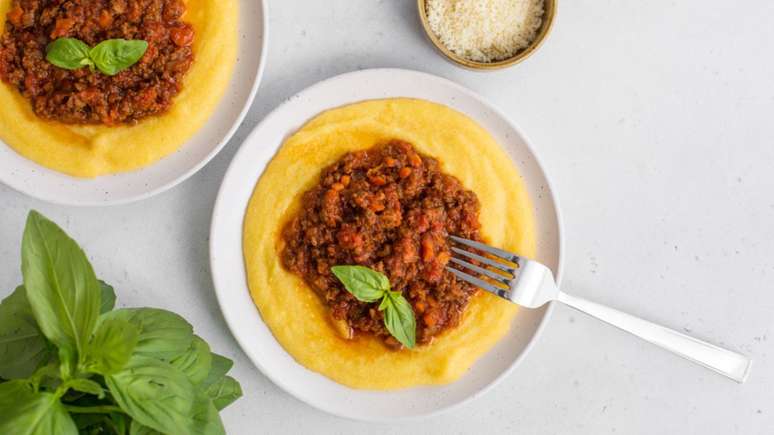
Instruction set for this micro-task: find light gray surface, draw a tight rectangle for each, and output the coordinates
[1,0,772,433]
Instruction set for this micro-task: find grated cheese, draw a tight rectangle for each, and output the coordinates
[426,0,544,63]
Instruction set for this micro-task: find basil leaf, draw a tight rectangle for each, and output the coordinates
[89,39,148,76]
[67,378,104,399]
[190,391,226,435]
[0,379,33,409]
[171,335,212,385]
[331,265,389,302]
[65,397,123,432]
[200,353,233,390]
[71,413,105,430]
[58,346,76,380]
[0,286,50,379]
[46,37,93,70]
[84,318,138,374]
[99,308,193,360]
[98,281,116,314]
[206,375,242,411]
[22,210,101,371]
[105,355,195,434]
[380,291,416,349]
[0,380,78,435]
[129,420,162,435]
[107,413,128,435]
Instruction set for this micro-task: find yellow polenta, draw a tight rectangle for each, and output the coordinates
[243,99,536,389]
[0,0,237,178]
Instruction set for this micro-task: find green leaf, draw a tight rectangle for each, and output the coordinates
[67,378,104,399]
[190,391,225,435]
[71,413,105,430]
[380,291,416,349]
[171,335,212,385]
[200,353,233,390]
[89,39,148,76]
[70,412,127,435]
[98,281,116,314]
[29,361,60,392]
[0,379,33,409]
[85,318,139,375]
[129,420,162,435]
[0,286,50,379]
[108,413,128,435]
[21,211,102,371]
[331,265,390,303]
[99,308,193,360]
[206,375,242,411]
[0,380,78,435]
[105,355,195,434]
[46,37,93,70]
[58,346,76,380]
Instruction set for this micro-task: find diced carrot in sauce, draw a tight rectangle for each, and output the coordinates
[369,175,386,186]
[170,25,195,47]
[98,10,114,29]
[437,251,450,266]
[421,236,435,262]
[423,311,439,327]
[50,18,75,38]
[7,6,23,27]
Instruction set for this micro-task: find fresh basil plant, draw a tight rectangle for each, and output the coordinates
[331,265,416,348]
[46,37,148,76]
[0,211,242,435]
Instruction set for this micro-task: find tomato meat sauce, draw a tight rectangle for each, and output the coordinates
[0,0,195,125]
[281,140,484,348]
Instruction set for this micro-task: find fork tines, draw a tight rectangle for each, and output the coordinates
[445,235,521,299]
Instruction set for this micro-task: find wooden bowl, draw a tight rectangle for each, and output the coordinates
[417,0,556,71]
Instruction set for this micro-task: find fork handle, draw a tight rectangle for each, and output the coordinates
[556,291,752,383]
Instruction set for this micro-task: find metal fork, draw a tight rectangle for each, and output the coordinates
[446,235,752,383]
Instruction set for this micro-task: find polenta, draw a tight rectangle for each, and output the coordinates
[243,99,536,389]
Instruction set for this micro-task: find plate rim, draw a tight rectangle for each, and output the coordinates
[209,68,564,421]
[0,0,269,207]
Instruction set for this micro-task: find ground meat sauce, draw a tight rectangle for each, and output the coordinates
[281,140,484,348]
[0,0,194,124]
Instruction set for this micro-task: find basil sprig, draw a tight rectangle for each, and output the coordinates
[331,265,416,349]
[46,37,148,76]
[0,211,242,434]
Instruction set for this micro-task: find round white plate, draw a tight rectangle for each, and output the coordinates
[0,0,267,206]
[210,69,563,421]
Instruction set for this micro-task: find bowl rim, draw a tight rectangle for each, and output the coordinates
[0,0,269,207]
[209,68,565,421]
[417,0,557,71]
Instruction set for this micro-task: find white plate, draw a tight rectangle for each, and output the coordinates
[0,0,268,206]
[210,69,563,421]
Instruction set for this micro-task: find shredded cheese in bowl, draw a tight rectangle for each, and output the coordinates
[426,0,545,63]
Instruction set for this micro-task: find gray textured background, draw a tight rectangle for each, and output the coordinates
[1,1,772,433]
